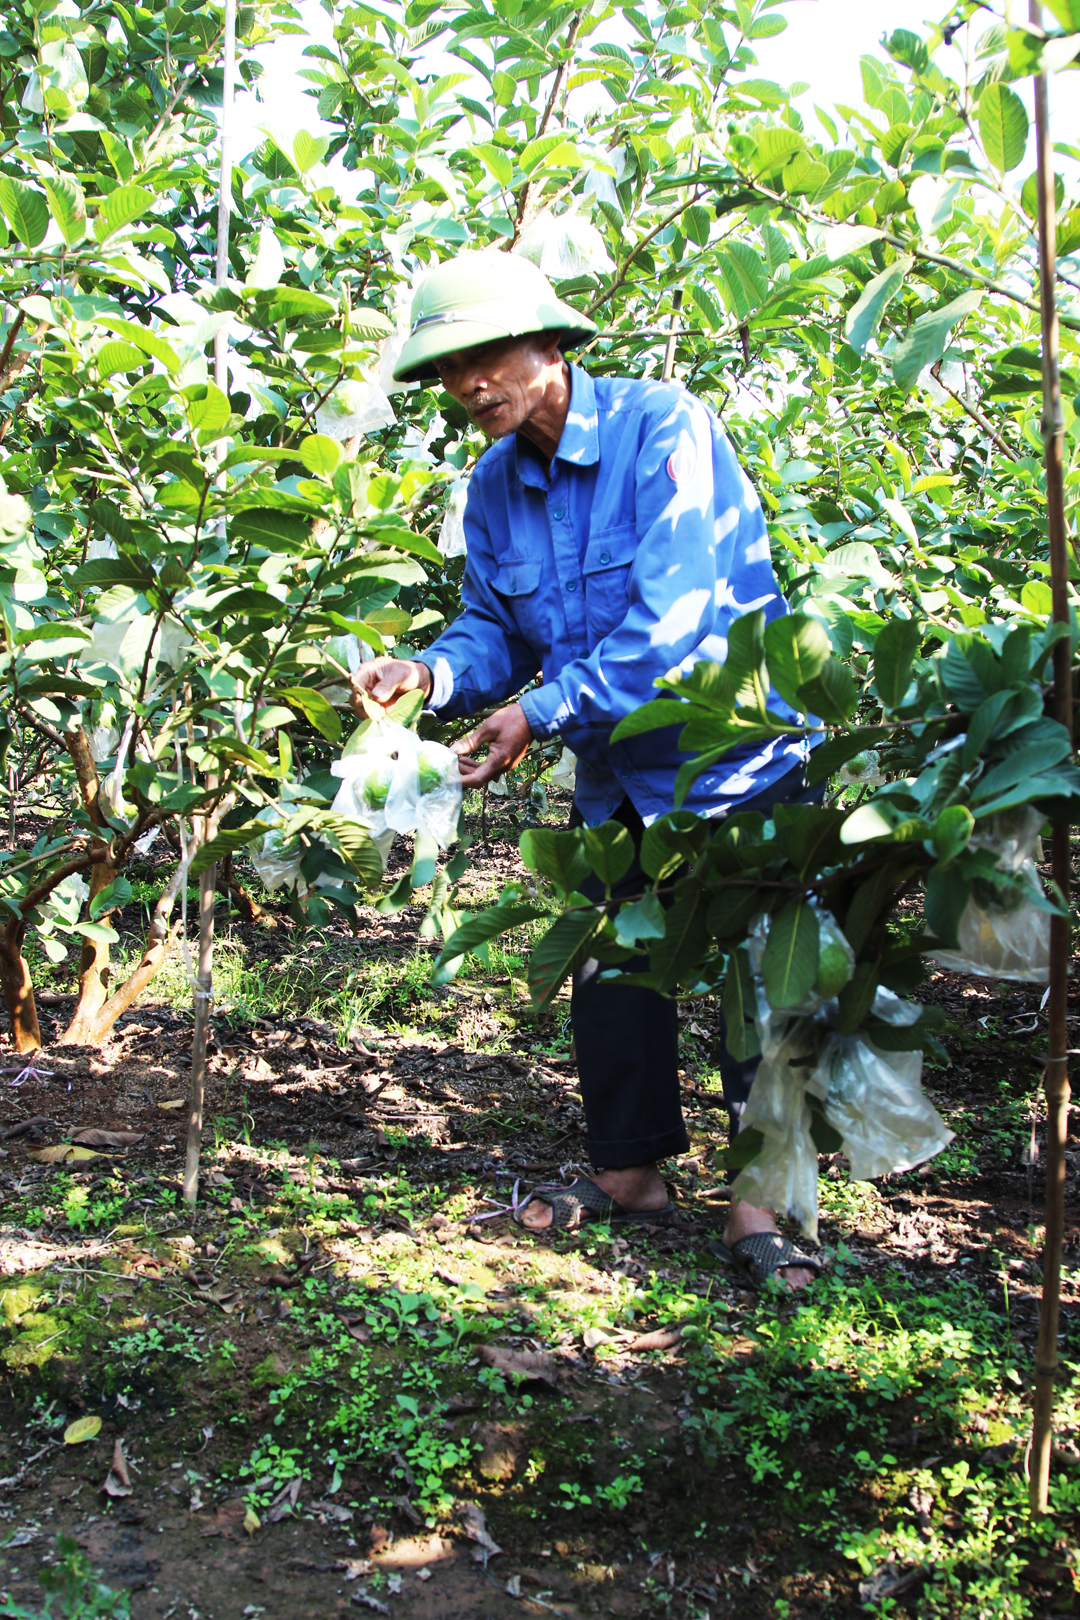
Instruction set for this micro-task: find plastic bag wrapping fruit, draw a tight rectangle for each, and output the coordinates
[249,796,346,897]
[929,807,1051,983]
[330,719,462,853]
[731,909,953,1240]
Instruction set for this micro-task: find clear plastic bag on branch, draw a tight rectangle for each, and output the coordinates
[929,807,1050,983]
[812,989,953,1186]
[330,719,462,853]
[732,910,952,1240]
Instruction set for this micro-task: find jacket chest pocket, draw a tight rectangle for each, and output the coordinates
[491,558,544,645]
[583,523,638,638]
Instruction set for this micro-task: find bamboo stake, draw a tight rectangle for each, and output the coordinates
[1029,2,1073,1515]
[183,0,236,1207]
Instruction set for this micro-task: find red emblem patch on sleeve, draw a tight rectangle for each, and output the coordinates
[666,441,696,483]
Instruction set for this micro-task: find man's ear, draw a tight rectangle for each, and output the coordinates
[537,331,564,366]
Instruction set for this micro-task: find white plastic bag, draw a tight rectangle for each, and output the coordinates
[732,909,952,1240]
[929,807,1050,983]
[550,746,577,794]
[513,209,614,279]
[315,376,396,439]
[438,477,470,559]
[330,719,462,851]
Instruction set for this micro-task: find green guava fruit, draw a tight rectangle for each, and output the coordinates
[417,748,446,795]
[363,766,392,810]
[815,940,852,998]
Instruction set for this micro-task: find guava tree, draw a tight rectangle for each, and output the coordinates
[2,0,1078,1073]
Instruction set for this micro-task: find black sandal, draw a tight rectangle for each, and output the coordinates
[516,1176,674,1232]
[710,1232,823,1288]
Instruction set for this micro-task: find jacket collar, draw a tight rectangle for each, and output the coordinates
[515,364,598,486]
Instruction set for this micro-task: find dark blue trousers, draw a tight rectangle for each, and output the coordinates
[569,762,824,1169]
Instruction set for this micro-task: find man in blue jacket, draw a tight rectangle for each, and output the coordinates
[352,251,822,1289]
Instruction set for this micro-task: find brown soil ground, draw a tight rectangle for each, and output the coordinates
[1,796,1078,1619]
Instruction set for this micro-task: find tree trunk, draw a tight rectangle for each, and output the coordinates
[60,863,186,1047]
[62,729,119,1042]
[0,918,42,1053]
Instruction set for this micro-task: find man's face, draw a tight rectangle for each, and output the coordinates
[433,333,563,437]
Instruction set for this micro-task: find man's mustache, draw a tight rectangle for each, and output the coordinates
[468,393,506,419]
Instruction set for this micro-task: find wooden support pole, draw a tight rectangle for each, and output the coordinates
[184,0,235,1207]
[1029,2,1073,1515]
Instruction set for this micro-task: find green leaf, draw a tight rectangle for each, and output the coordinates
[924,863,971,948]
[433,900,548,984]
[843,256,913,356]
[749,126,805,178]
[649,886,708,994]
[43,173,86,246]
[721,944,761,1062]
[582,821,634,889]
[726,1124,765,1172]
[978,82,1029,173]
[310,812,385,888]
[872,617,922,709]
[519,827,591,897]
[763,613,831,709]
[613,892,666,948]
[0,178,49,247]
[932,804,974,862]
[610,697,687,741]
[640,812,705,882]
[797,660,858,724]
[759,898,820,1009]
[892,290,984,393]
[89,875,132,919]
[299,434,344,477]
[806,728,890,786]
[99,183,155,236]
[276,687,343,743]
[717,244,769,319]
[97,340,146,377]
[190,822,270,876]
[293,129,329,171]
[68,558,153,589]
[527,907,606,1007]
[72,920,120,945]
[836,961,881,1035]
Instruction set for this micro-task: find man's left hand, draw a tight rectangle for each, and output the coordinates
[452,703,533,788]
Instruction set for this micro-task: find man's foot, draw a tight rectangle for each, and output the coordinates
[723,1200,817,1291]
[518,1163,668,1231]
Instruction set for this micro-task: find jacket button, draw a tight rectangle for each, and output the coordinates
[599,550,610,565]
[565,579,577,592]
[552,507,565,521]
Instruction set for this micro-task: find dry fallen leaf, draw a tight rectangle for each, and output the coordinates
[415,1568,432,1583]
[309,1499,353,1524]
[338,1558,372,1582]
[582,1326,615,1350]
[64,1415,102,1445]
[477,1344,559,1386]
[625,1326,682,1353]
[458,1500,502,1561]
[102,1437,132,1496]
[243,1506,261,1537]
[70,1128,145,1148]
[159,1099,184,1110]
[352,1593,389,1616]
[29,1145,102,1164]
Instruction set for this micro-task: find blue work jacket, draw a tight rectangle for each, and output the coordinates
[422,364,810,826]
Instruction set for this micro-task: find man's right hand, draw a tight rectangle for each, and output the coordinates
[349,656,432,715]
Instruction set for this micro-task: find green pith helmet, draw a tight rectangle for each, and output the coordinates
[392,251,598,384]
